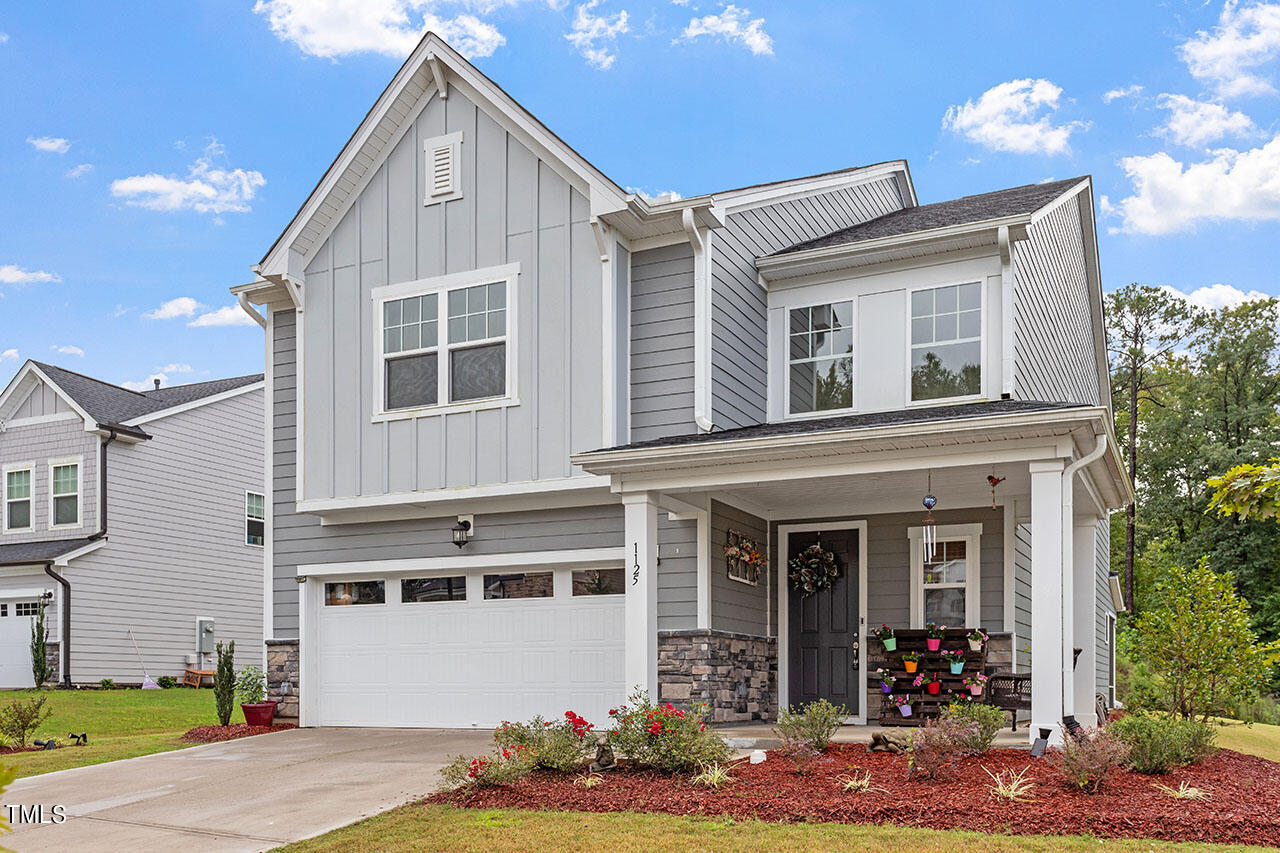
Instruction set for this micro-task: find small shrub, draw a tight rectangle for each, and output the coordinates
[99,678,116,690]
[573,772,604,789]
[984,766,1036,803]
[440,744,534,789]
[0,694,50,748]
[29,599,52,687]
[1110,713,1217,774]
[907,716,981,779]
[690,762,734,788]
[607,690,730,773]
[1152,780,1211,800]
[156,676,178,690]
[836,769,886,794]
[494,711,596,772]
[943,702,1005,754]
[1051,728,1128,794]
[235,666,267,705]
[773,698,847,751]
[213,640,236,726]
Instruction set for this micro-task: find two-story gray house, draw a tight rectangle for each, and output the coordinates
[0,361,265,686]
[236,34,1130,743]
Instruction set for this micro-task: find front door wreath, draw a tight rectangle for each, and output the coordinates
[788,543,841,597]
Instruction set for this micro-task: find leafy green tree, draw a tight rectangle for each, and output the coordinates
[214,640,236,726]
[1133,559,1278,721]
[29,598,51,687]
[1209,460,1280,521]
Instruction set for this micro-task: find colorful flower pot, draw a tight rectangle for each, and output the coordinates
[904,660,918,673]
[899,704,912,717]
[881,682,893,693]
[950,661,964,674]
[968,684,984,696]
[926,638,941,652]
[882,637,897,652]
[926,682,941,695]
[968,638,984,652]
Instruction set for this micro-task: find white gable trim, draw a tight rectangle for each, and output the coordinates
[0,362,96,433]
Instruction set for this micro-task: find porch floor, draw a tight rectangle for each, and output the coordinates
[713,721,1031,750]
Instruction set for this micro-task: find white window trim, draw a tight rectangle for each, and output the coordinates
[904,279,987,408]
[370,263,520,423]
[907,522,982,629]
[47,456,83,531]
[1106,613,1117,706]
[422,131,463,206]
[2,462,35,534]
[245,490,266,548]
[781,296,857,420]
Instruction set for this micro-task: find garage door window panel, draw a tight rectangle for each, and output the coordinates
[325,581,386,606]
[483,572,553,600]
[402,576,466,602]
[572,568,625,596]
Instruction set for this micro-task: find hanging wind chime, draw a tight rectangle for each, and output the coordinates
[921,472,938,563]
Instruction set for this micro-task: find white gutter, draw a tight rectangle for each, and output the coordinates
[998,225,1015,397]
[237,292,267,329]
[683,208,714,433]
[1060,430,1108,720]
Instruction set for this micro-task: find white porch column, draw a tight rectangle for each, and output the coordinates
[1029,460,1066,745]
[622,493,659,700]
[1072,520,1100,726]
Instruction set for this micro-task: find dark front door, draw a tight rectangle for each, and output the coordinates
[787,528,859,714]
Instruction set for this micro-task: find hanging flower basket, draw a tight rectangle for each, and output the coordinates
[902,651,920,674]
[787,543,841,598]
[968,628,989,652]
[873,624,897,651]
[890,695,912,717]
[723,531,768,585]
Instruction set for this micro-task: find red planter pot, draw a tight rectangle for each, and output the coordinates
[241,701,277,727]
[926,682,941,695]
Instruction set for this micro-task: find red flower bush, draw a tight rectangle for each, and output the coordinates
[495,712,598,773]
[607,691,730,773]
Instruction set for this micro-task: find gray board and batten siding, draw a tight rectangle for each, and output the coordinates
[629,243,695,444]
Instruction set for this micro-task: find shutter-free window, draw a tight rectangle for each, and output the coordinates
[51,463,78,526]
[246,492,266,547]
[5,469,31,531]
[423,132,462,205]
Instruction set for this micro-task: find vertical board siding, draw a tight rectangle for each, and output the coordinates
[0,412,98,544]
[1014,523,1033,670]
[300,86,602,502]
[657,514,697,630]
[11,381,74,418]
[710,177,906,430]
[1012,199,1099,405]
[629,243,695,442]
[1095,516,1114,695]
[711,501,771,636]
[66,390,265,682]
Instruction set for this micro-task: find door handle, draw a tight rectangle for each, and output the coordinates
[851,634,860,664]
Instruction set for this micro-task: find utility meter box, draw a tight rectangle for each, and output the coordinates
[197,619,216,654]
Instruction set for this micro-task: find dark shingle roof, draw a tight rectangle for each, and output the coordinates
[0,537,96,566]
[773,177,1087,256]
[31,362,262,431]
[591,399,1084,454]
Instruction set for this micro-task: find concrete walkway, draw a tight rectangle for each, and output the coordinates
[713,721,1032,749]
[5,727,491,853]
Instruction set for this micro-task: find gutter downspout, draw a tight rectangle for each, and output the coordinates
[1060,431,1108,721]
[682,209,715,433]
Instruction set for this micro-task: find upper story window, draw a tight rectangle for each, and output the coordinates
[910,282,982,402]
[788,301,853,415]
[375,265,517,419]
[246,491,265,547]
[3,466,32,533]
[50,460,80,528]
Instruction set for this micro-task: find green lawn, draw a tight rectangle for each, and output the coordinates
[274,805,1277,853]
[0,687,241,777]
[1214,718,1280,762]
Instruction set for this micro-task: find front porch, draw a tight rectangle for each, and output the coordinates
[572,401,1131,745]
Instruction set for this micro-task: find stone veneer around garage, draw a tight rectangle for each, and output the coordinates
[266,638,300,719]
[657,629,777,723]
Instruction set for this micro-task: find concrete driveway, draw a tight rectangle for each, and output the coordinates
[5,727,492,852]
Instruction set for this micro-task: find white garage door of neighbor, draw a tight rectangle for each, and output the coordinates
[0,602,40,689]
[312,569,626,728]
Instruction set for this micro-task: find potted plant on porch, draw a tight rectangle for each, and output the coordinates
[963,672,988,697]
[914,672,941,695]
[237,665,277,727]
[940,648,965,674]
[901,651,921,673]
[967,627,989,652]
[890,695,912,717]
[874,624,897,652]
[875,668,896,693]
[924,622,946,652]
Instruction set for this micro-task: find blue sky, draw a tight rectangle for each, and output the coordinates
[3,0,1280,390]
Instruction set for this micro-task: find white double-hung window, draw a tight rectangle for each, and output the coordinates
[787,300,854,415]
[49,458,81,528]
[910,281,982,402]
[3,465,33,533]
[375,264,517,418]
[908,523,981,628]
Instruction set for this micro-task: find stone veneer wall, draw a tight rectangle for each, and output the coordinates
[657,629,776,723]
[266,639,300,718]
[44,642,59,685]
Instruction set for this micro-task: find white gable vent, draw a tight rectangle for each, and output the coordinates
[423,131,463,206]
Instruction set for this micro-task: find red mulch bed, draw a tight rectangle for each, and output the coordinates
[426,745,1280,846]
[181,723,297,743]
[0,745,45,755]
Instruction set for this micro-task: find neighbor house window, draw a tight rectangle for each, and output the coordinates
[50,461,79,527]
[378,268,514,414]
[788,301,853,414]
[483,572,552,600]
[402,576,466,602]
[324,581,385,606]
[245,492,265,547]
[4,467,32,532]
[911,282,982,401]
[909,524,981,628]
[571,568,624,596]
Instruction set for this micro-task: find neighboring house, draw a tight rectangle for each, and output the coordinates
[0,361,265,687]
[236,34,1130,743]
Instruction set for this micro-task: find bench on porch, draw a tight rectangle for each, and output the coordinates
[986,672,1032,730]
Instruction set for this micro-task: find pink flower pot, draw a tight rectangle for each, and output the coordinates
[926,638,941,652]
[968,685,983,696]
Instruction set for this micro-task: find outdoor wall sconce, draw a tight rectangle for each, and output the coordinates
[452,516,474,548]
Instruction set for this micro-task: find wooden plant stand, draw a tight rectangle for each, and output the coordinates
[868,628,989,726]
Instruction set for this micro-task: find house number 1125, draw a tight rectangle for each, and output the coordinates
[632,543,640,586]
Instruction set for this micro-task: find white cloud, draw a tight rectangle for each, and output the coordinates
[142,296,202,320]
[943,78,1087,155]
[51,345,84,356]
[64,163,93,179]
[253,0,507,60]
[0,349,17,361]
[1160,282,1270,311]
[0,265,60,285]
[678,4,772,56]
[1103,84,1144,103]
[1102,134,1280,234]
[122,374,168,392]
[189,305,259,328]
[112,304,131,318]
[0,33,9,44]
[627,186,683,203]
[157,363,193,373]
[27,136,69,154]
[111,140,264,215]
[565,1,628,69]
[1179,0,1280,97]
[1158,93,1256,147]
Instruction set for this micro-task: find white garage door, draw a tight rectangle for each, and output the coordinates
[0,601,40,689]
[311,567,626,728]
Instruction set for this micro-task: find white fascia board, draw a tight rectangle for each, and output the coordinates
[713,161,911,214]
[52,539,106,567]
[297,546,626,578]
[122,381,264,427]
[298,475,615,515]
